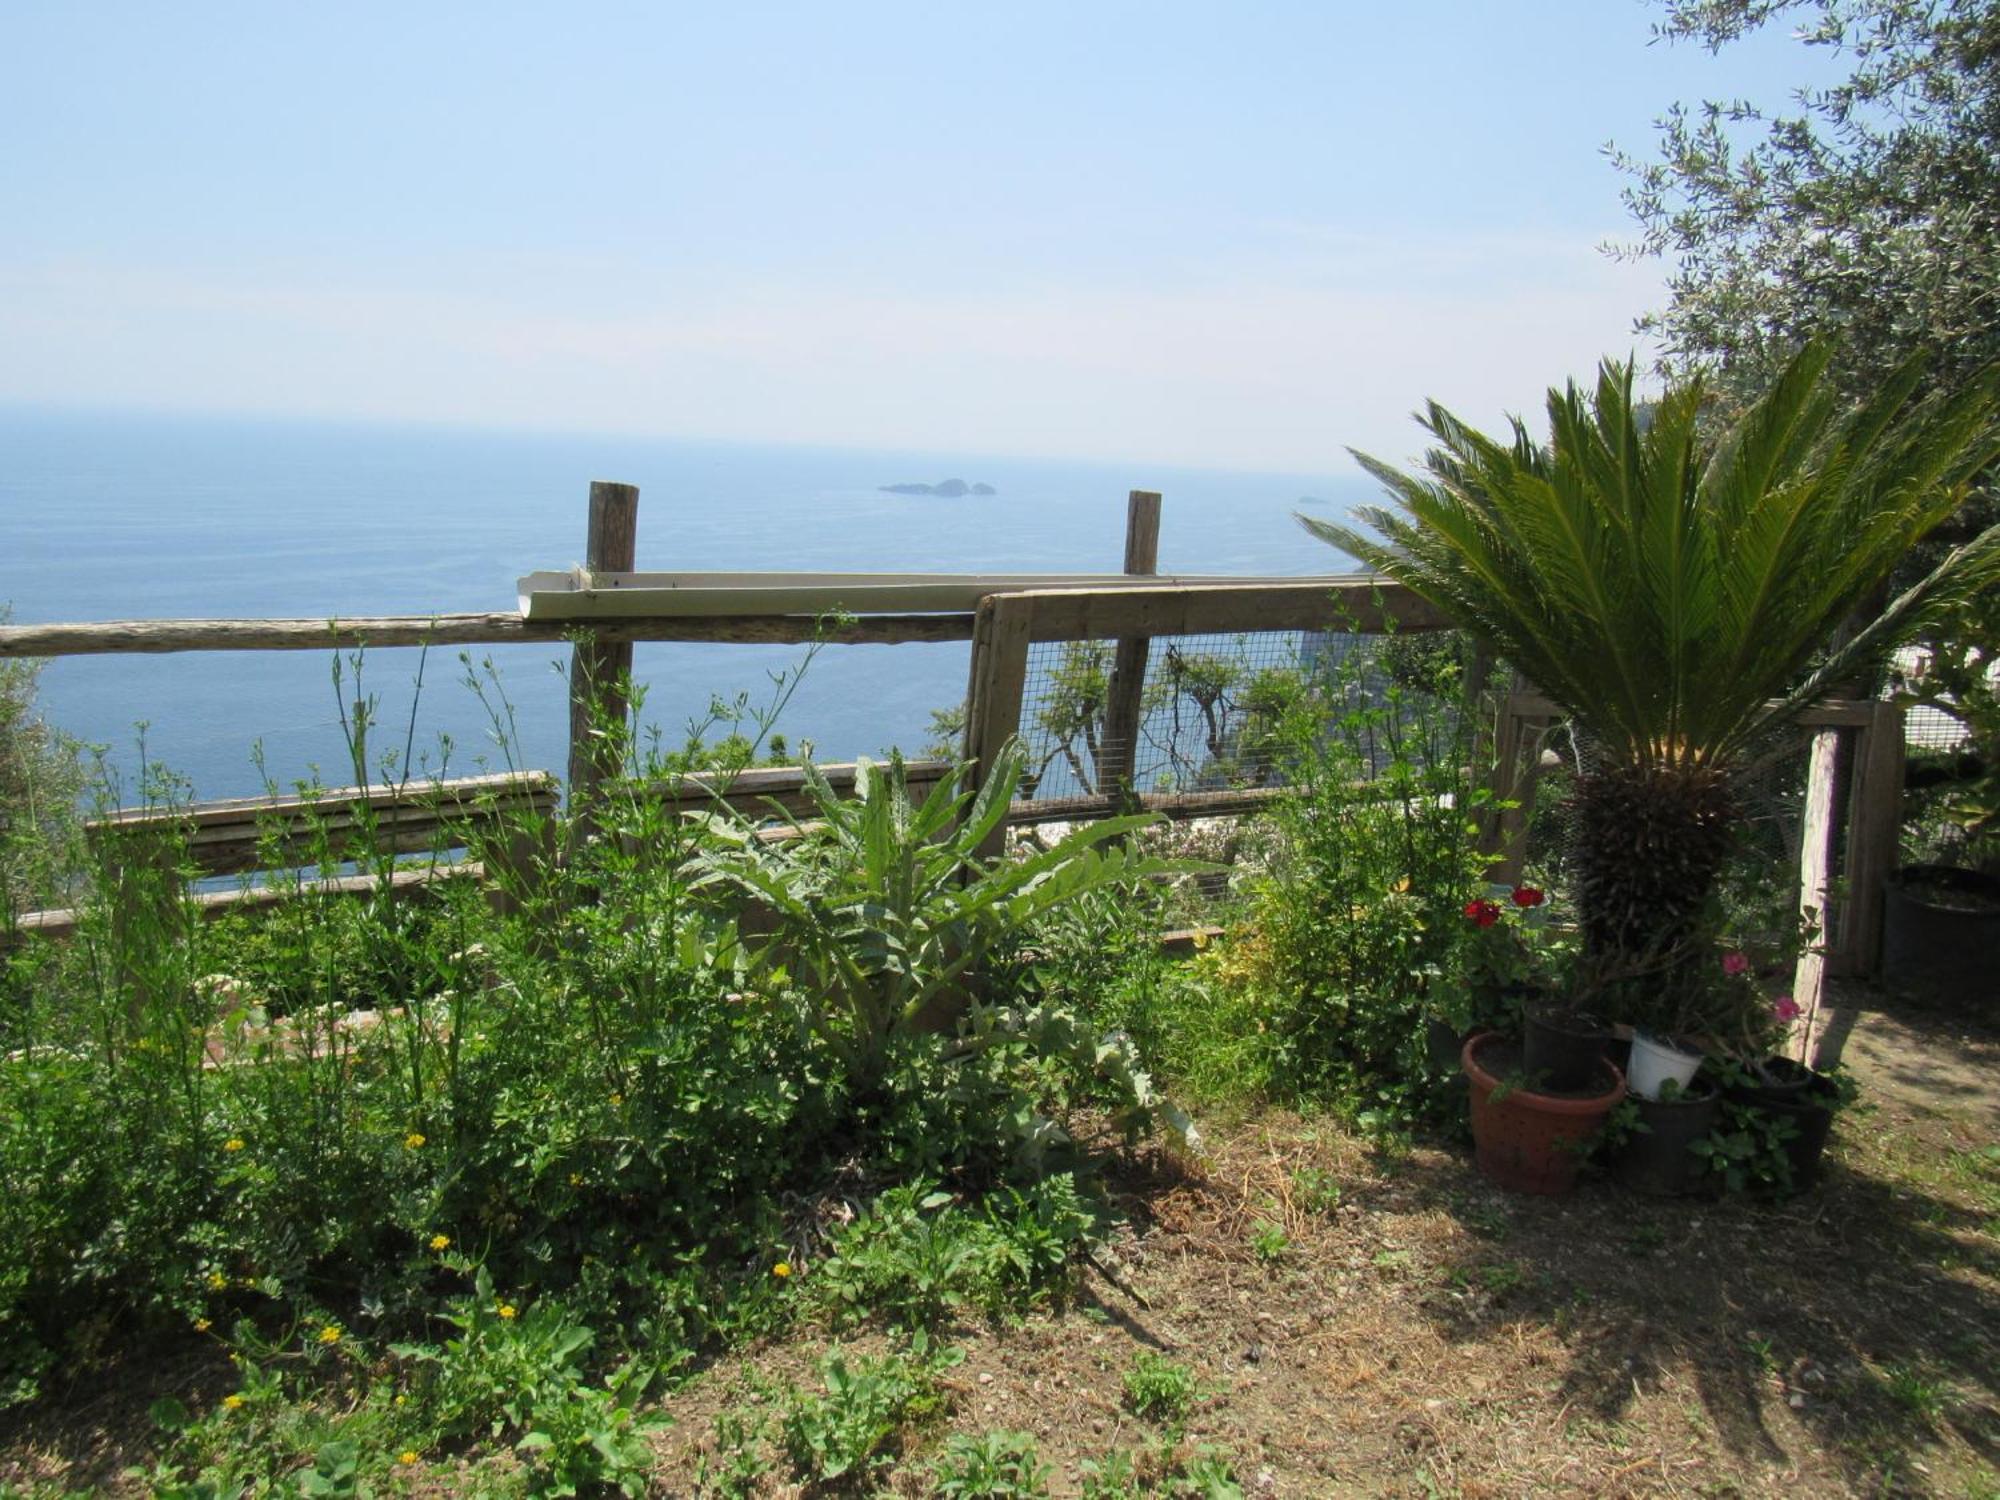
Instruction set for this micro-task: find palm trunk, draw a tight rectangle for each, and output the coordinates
[1570,764,1736,1022]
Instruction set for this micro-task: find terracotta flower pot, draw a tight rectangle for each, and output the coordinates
[1462,1031,1626,1195]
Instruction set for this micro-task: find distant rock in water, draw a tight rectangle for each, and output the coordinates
[879,478,993,498]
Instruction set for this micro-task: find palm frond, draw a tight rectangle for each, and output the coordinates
[1303,345,2000,772]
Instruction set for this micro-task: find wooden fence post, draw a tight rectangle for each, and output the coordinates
[1789,726,1842,1061]
[1099,490,1161,802]
[962,594,1035,860]
[565,482,640,811]
[1837,700,1904,977]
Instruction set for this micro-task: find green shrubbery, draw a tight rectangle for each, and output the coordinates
[1042,626,1497,1131]
[0,654,1193,1490]
[0,574,1871,1489]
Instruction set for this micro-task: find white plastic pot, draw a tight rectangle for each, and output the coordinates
[1627,1030,1704,1101]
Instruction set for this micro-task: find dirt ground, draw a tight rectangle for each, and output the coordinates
[655,983,2000,1498]
[2,982,1994,1498]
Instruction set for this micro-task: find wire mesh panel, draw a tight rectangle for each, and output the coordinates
[1012,629,1465,804]
[1904,703,1971,752]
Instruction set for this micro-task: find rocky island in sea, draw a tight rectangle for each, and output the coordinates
[879,478,996,497]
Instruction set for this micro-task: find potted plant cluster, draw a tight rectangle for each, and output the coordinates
[1308,345,2000,1194]
[1603,956,1843,1197]
[1452,884,1626,1195]
[1427,881,1572,1068]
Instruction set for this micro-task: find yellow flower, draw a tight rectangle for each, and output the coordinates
[194,1317,212,1332]
[205,1272,228,1290]
[393,1393,408,1407]
[404,1132,426,1150]
[429,1233,450,1252]
[772,1261,792,1279]
[396,1450,420,1467]
[568,1172,583,1187]
[497,1303,517,1320]
[608,1092,623,1108]
[317,1325,342,1345]
[223,1138,245,1153]
[222,1394,245,1410]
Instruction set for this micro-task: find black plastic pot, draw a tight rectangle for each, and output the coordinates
[1736,1056,1814,1108]
[1760,1083,1838,1192]
[1882,864,2000,1002]
[1522,1006,1610,1093]
[1426,1015,1471,1074]
[1613,1077,1721,1197]
[1724,1068,1840,1193]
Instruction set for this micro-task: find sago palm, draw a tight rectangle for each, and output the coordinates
[1301,345,2000,992]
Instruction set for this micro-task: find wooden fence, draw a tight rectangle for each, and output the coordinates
[1,480,1902,990]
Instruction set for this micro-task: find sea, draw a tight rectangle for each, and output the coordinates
[0,406,1370,803]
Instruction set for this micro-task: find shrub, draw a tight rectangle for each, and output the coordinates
[1228,629,1490,1123]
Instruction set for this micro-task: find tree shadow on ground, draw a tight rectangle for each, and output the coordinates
[1381,1114,1999,1493]
[0,1342,234,1494]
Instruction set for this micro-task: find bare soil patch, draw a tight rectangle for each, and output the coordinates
[657,992,2000,1497]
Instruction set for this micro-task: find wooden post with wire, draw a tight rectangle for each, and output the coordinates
[1100,490,1161,803]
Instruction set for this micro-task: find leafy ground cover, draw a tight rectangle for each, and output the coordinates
[1,978,1992,1498]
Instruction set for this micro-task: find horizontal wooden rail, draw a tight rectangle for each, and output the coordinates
[632,760,956,822]
[12,863,485,945]
[1008,785,1287,825]
[88,771,558,878]
[0,575,1434,659]
[0,612,975,658]
[1003,577,1450,643]
[1503,691,1885,730]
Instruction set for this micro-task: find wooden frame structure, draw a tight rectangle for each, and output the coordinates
[4,478,1908,984]
[1480,690,1906,987]
[958,578,1455,853]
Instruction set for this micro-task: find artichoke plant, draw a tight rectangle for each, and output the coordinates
[692,742,1178,1094]
[1302,346,2000,1013]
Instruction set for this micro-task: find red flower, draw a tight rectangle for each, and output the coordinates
[1511,886,1545,908]
[1464,899,1501,928]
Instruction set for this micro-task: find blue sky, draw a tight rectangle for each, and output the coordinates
[0,3,1833,470]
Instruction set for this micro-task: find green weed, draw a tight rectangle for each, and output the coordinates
[1881,1362,1949,1423]
[930,1429,1053,1497]
[1249,1222,1289,1265]
[1290,1165,1342,1214]
[778,1331,961,1486]
[1122,1352,1198,1430]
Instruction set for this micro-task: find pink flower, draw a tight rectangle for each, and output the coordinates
[1772,995,1802,1023]
[1721,952,1751,977]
